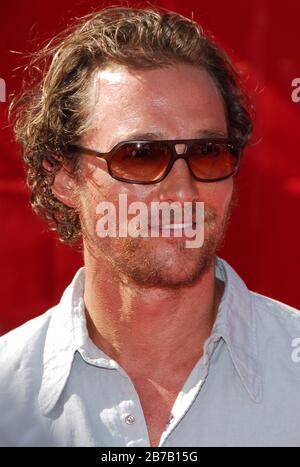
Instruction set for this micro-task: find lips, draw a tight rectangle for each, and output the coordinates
[148,221,201,238]
[149,221,197,228]
[160,223,194,230]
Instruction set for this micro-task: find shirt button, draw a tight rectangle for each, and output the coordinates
[124,414,136,425]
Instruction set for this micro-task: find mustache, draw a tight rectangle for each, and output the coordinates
[132,204,218,227]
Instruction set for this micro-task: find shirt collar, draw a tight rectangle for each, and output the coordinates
[38,267,123,415]
[39,256,262,415]
[214,257,262,403]
[38,268,83,415]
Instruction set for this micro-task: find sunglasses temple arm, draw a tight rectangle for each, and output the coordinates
[69,145,109,160]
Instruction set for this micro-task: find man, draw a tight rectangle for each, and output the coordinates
[1,6,300,447]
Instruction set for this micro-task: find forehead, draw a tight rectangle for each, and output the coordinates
[84,63,227,145]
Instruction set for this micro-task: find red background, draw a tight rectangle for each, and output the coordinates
[1,0,300,335]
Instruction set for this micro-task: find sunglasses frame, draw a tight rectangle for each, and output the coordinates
[68,138,241,184]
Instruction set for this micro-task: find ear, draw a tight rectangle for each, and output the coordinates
[51,167,78,208]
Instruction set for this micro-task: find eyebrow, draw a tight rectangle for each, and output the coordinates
[111,129,227,146]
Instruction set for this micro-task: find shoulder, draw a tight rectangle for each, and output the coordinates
[0,306,63,445]
[0,267,84,367]
[0,268,84,446]
[250,290,300,326]
[0,307,57,406]
[250,291,300,372]
[0,306,55,363]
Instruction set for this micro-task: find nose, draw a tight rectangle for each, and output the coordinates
[157,157,200,203]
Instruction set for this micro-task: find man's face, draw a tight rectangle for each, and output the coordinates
[77,63,236,287]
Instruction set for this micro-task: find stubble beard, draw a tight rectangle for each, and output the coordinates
[81,185,238,289]
[91,199,236,289]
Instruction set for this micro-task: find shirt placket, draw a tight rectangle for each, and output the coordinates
[159,335,222,447]
[78,350,151,447]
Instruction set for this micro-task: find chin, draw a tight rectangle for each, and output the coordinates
[118,245,214,288]
[96,231,218,288]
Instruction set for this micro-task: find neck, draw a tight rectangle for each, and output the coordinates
[83,251,223,376]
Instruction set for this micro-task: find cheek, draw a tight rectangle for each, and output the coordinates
[205,179,234,215]
[79,171,151,226]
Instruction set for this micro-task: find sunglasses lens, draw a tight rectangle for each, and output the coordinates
[110,142,172,182]
[188,142,239,180]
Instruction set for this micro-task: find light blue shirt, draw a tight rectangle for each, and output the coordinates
[1,256,300,447]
